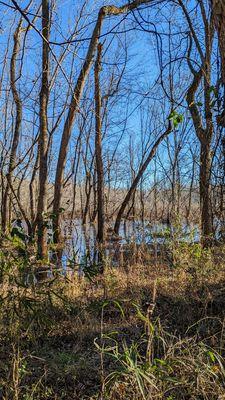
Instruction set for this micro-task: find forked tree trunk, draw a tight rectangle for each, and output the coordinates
[186,58,214,245]
[187,75,214,245]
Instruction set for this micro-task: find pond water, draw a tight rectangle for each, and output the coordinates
[52,219,200,275]
[13,218,200,281]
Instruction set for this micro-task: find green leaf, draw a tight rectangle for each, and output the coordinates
[207,350,216,363]
[168,110,183,129]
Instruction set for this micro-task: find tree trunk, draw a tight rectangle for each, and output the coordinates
[211,0,225,83]
[37,0,50,259]
[52,9,105,243]
[94,43,105,243]
[187,67,214,245]
[1,21,23,233]
[200,142,213,241]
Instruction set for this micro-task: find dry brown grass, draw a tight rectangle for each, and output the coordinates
[0,240,225,399]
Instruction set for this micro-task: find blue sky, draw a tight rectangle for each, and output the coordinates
[0,0,217,190]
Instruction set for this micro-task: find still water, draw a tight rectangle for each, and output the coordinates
[14,218,199,281]
[52,219,199,275]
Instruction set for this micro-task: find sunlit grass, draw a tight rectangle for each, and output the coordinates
[0,238,225,398]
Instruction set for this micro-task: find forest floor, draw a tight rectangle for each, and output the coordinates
[0,239,225,399]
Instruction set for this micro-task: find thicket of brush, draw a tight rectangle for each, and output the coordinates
[0,234,225,399]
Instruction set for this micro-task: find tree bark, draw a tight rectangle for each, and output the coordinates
[210,0,225,126]
[1,20,23,233]
[187,75,213,244]
[186,31,214,244]
[211,0,225,83]
[200,142,213,239]
[94,43,105,243]
[37,0,50,258]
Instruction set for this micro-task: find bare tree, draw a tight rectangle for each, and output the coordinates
[94,43,105,243]
[52,0,159,243]
[1,20,23,233]
[36,0,50,258]
[181,0,215,244]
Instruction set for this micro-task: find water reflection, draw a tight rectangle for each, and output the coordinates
[13,218,200,282]
[55,219,199,276]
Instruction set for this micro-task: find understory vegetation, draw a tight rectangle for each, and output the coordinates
[0,236,225,399]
